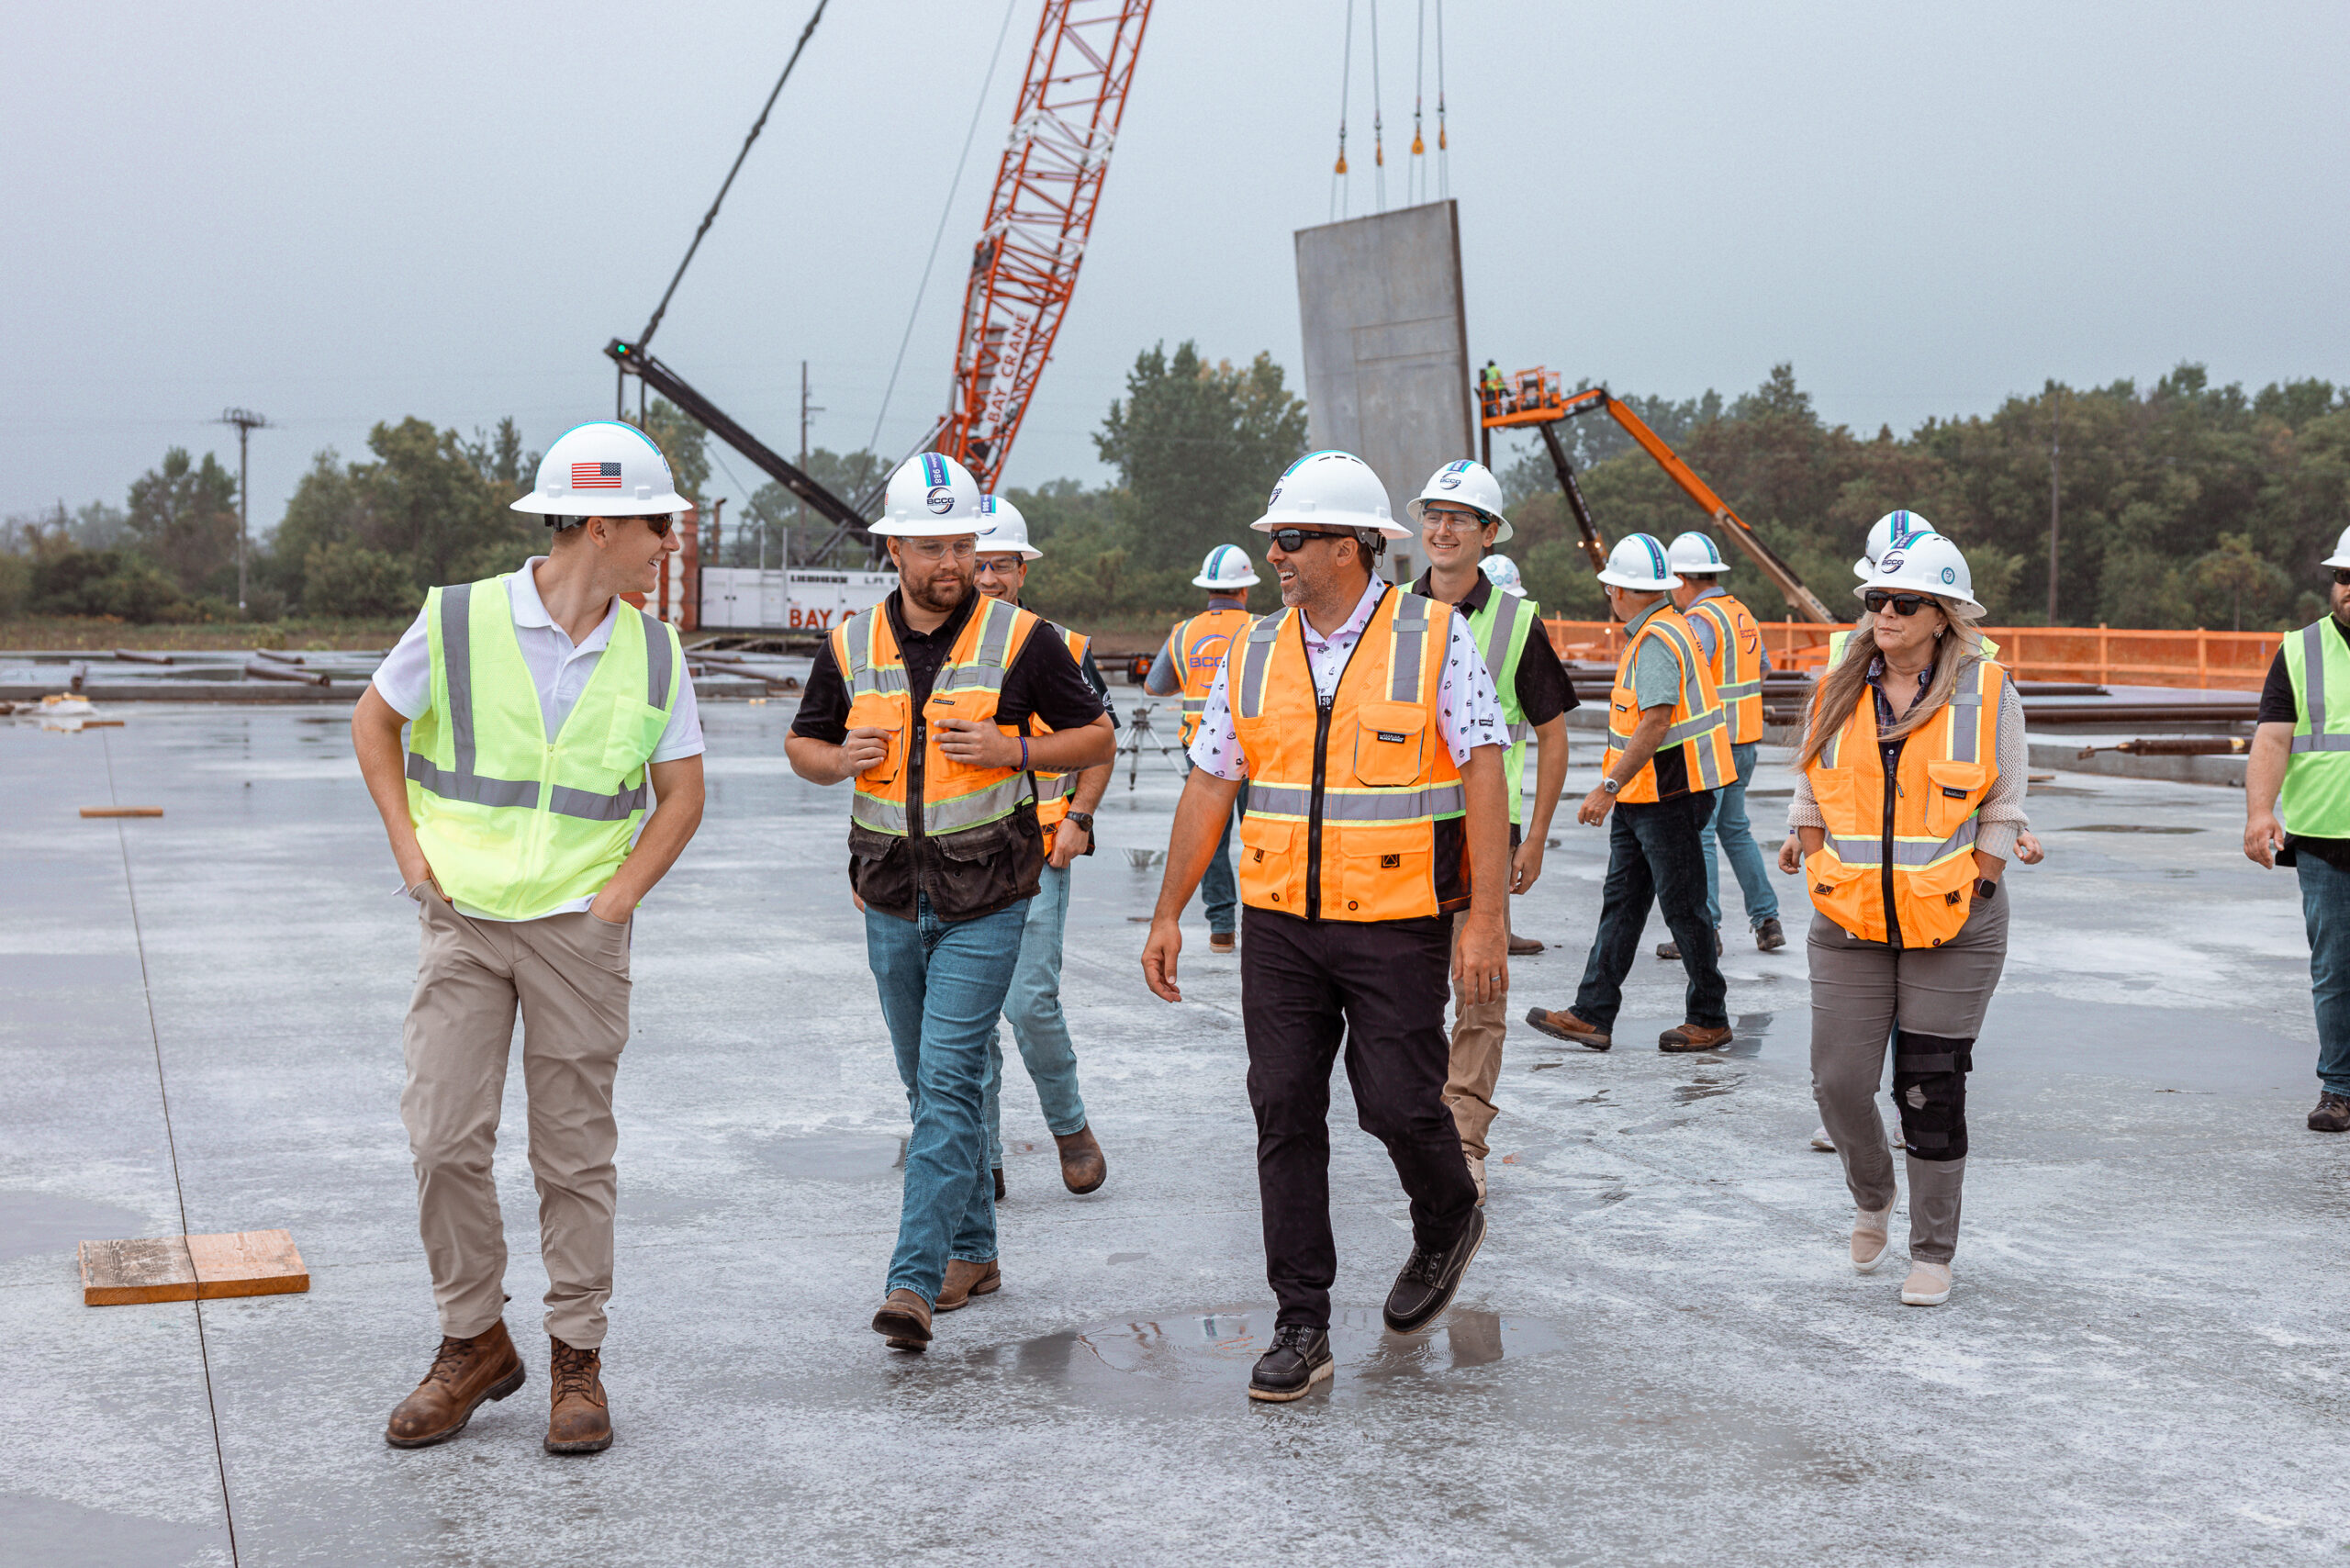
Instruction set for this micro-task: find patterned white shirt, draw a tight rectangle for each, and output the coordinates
[1187,576,1505,780]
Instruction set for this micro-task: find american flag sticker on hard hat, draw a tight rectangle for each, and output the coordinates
[572,462,622,489]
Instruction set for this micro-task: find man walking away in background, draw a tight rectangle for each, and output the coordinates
[1145,543,1259,953]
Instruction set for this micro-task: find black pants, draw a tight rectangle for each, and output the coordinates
[1241,906,1480,1330]
[1572,792,1728,1033]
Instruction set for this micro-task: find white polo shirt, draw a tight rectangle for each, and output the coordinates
[374,559,705,918]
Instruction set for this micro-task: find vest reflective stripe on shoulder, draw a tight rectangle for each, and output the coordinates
[2292,622,2350,753]
[1614,617,1729,786]
[404,582,543,809]
[1236,613,1285,720]
[1386,591,1433,701]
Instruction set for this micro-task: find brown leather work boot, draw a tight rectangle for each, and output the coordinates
[1506,934,1546,956]
[874,1288,933,1350]
[544,1338,612,1454]
[1055,1124,1107,1194]
[935,1258,1002,1312]
[385,1320,524,1449]
[1525,1007,1611,1052]
[1659,1022,1734,1052]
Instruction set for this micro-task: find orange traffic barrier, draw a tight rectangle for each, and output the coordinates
[1543,620,2280,692]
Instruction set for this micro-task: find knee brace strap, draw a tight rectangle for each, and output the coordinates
[1891,1029,1972,1161]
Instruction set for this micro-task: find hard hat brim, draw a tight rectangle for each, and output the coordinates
[1852,554,1877,578]
[1405,495,1514,544]
[869,518,984,538]
[1192,569,1260,588]
[976,542,1044,560]
[511,488,693,518]
[2323,553,2350,570]
[1595,567,1683,591]
[1251,513,1411,539]
[1852,575,1985,617]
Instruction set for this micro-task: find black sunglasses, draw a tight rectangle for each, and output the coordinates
[1268,527,1351,553]
[1863,590,1931,617]
[2333,568,2350,588]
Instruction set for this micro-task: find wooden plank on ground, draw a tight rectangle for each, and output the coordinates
[81,1230,308,1305]
[80,807,162,818]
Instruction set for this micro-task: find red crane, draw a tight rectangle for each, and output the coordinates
[940,0,1154,491]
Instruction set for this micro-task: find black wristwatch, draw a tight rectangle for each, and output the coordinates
[1974,878,1998,902]
[1065,811,1096,855]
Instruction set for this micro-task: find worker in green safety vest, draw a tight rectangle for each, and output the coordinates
[1405,459,1578,1201]
[352,420,707,1458]
[2246,523,2350,1134]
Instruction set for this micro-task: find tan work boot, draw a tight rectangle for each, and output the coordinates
[874,1288,933,1350]
[935,1258,1002,1312]
[1851,1206,1893,1274]
[1900,1260,1953,1306]
[1525,1007,1611,1052]
[1055,1124,1107,1194]
[385,1320,524,1449]
[1658,1022,1733,1052]
[1466,1154,1487,1204]
[544,1338,612,1454]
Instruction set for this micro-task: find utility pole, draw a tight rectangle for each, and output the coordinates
[216,409,271,617]
[708,497,725,567]
[2047,386,2063,626]
[798,360,822,570]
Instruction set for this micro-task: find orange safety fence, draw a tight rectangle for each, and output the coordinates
[1542,620,2282,692]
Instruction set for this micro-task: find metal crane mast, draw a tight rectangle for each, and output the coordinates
[941,0,1154,490]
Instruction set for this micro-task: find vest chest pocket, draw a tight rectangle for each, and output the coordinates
[599,697,671,775]
[1923,760,1989,840]
[1807,764,1857,825]
[845,693,904,783]
[1353,700,1428,787]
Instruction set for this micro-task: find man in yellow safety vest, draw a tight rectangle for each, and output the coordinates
[1144,543,1260,951]
[353,420,707,1457]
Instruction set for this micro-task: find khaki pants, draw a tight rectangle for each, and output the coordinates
[401,891,632,1348]
[1443,906,1511,1161]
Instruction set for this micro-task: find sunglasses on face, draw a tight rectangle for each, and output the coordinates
[1268,528,1350,554]
[975,556,1025,577]
[2333,568,2350,588]
[1863,590,1931,617]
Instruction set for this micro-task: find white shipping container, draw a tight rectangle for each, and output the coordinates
[700,567,895,633]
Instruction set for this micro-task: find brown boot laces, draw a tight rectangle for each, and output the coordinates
[552,1345,602,1403]
[422,1335,480,1389]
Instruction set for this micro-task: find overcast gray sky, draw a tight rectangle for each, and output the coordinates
[8,1,2346,531]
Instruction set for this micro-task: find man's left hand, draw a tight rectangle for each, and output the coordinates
[1048,821,1090,868]
[934,716,1016,768]
[1576,784,1616,826]
[1453,913,1509,1007]
[1510,836,1546,893]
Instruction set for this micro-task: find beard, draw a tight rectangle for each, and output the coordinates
[906,566,970,614]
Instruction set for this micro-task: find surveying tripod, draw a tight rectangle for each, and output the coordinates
[1114,702,1190,791]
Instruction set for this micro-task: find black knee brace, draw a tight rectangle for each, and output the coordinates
[1890,1028,1972,1162]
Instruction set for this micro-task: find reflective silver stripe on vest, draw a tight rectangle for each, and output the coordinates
[550,781,649,822]
[1242,781,1466,823]
[1480,589,1523,695]
[408,581,543,810]
[854,796,908,834]
[640,610,671,708]
[1718,679,1762,700]
[922,772,1031,833]
[1237,615,1283,720]
[1825,819,1978,868]
[1946,662,1988,764]
[937,598,1020,692]
[2290,622,2350,751]
[1388,592,1430,701]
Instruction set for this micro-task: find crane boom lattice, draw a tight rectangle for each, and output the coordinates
[943,0,1154,491]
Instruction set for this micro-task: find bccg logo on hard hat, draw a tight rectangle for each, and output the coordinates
[925,487,956,515]
[1880,550,1906,573]
[1438,472,1460,489]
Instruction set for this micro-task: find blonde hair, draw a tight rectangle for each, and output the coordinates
[1796,599,1987,770]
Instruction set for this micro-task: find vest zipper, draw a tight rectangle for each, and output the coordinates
[1880,738,1903,947]
[1307,688,1334,919]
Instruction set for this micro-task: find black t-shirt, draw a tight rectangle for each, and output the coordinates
[1409,570,1579,727]
[791,589,1107,745]
[2256,618,2350,868]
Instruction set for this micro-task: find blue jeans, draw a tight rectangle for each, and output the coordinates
[1572,793,1727,1033]
[982,862,1090,1167]
[1196,788,1244,936]
[865,894,1027,1303]
[1703,740,1782,931]
[2298,854,2350,1095]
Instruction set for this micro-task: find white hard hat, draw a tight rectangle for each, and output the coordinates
[1193,543,1260,588]
[1407,459,1513,543]
[1855,510,1938,577]
[1667,531,1731,576]
[512,421,692,518]
[1857,532,1985,616]
[975,494,1041,559]
[872,452,985,537]
[2322,525,2350,569]
[1251,450,1405,538]
[1595,532,1682,592]
[1479,554,1527,597]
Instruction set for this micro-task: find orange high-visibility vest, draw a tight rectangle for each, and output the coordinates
[1603,607,1736,802]
[1027,623,1089,848]
[1802,656,2006,949]
[1684,590,1765,745]
[831,594,1041,841]
[1168,605,1254,744]
[1228,588,1467,922]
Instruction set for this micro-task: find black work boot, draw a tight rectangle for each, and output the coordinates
[1755,917,1787,952]
[1248,1324,1334,1403]
[1382,1206,1488,1334]
[2311,1092,2350,1132]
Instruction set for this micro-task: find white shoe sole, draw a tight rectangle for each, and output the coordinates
[1810,1126,1835,1151]
[1901,1279,1952,1305]
[1852,1236,1891,1274]
[1248,1356,1334,1403]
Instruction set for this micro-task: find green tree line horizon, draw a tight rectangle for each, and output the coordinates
[5,349,2345,636]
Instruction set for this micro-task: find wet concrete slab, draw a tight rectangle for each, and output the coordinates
[5,709,2348,1564]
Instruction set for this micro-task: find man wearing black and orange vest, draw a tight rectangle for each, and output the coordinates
[787,454,1113,1354]
[1144,543,1260,952]
[1526,532,1737,1055]
[1142,451,1512,1406]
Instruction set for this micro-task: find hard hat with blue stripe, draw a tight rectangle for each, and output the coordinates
[875,450,985,536]
[1666,531,1730,576]
[1406,458,1513,543]
[1595,532,1682,592]
[1856,509,1942,578]
[975,493,1041,558]
[1192,543,1261,588]
[1253,450,1406,537]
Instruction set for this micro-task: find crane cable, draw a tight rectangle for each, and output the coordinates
[1410,0,1425,205]
[1369,0,1385,211]
[1436,0,1449,197]
[1330,0,1354,221]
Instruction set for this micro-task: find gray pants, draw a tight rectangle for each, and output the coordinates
[1806,893,2008,1265]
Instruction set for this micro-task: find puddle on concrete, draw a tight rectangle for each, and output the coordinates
[0,1191,151,1264]
[1673,1074,1742,1104]
[0,1492,226,1567]
[2064,823,2205,834]
[1108,1251,1148,1264]
[962,1305,1564,1407]
[753,1135,907,1182]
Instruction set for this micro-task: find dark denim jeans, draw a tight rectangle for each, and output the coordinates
[865,893,1027,1304]
[1572,793,1728,1032]
[2297,853,2350,1095]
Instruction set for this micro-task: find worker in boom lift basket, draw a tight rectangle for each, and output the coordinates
[969,491,1113,1203]
[1525,533,1736,1055]
[355,420,708,1455]
[1779,533,2033,1308]
[1403,459,1576,1203]
[787,453,1113,1353]
[1145,543,1261,952]
[1142,451,1509,1405]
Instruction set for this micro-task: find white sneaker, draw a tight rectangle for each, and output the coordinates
[1901,1260,1952,1305]
[1810,1126,1835,1151]
[1466,1154,1487,1203]
[1851,1206,1893,1273]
